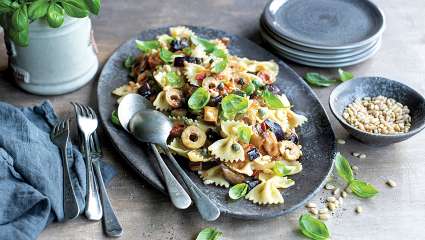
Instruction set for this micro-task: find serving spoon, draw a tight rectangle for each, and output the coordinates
[128,110,220,221]
[118,94,191,210]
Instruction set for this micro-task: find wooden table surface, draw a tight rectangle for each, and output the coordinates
[1,0,424,239]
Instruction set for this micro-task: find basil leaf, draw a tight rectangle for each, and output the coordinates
[299,214,330,240]
[0,0,13,13]
[62,0,89,18]
[262,90,286,109]
[334,153,354,183]
[212,48,227,59]
[122,56,135,70]
[211,59,227,74]
[11,5,28,31]
[273,161,297,177]
[191,36,216,53]
[47,3,64,28]
[196,227,223,240]
[221,94,249,118]
[85,0,100,15]
[338,68,354,82]
[183,47,192,56]
[159,48,174,64]
[188,87,210,111]
[166,71,183,88]
[9,28,29,47]
[305,73,337,87]
[229,183,248,200]
[349,179,379,198]
[242,82,255,95]
[28,0,49,19]
[111,110,120,126]
[237,126,252,143]
[135,40,160,53]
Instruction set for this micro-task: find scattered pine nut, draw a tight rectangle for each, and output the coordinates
[352,152,360,157]
[341,191,348,198]
[386,179,397,188]
[319,208,329,214]
[309,208,319,215]
[325,183,335,190]
[333,188,341,196]
[327,202,337,211]
[326,196,337,203]
[355,206,363,214]
[306,202,317,208]
[359,153,367,159]
[352,165,359,171]
[337,139,346,144]
[338,197,344,205]
[319,213,330,220]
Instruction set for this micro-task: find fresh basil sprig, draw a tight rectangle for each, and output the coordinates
[273,161,298,177]
[123,56,135,70]
[196,227,223,240]
[220,94,248,119]
[299,214,330,240]
[334,153,354,183]
[166,71,183,88]
[62,0,89,18]
[111,110,120,126]
[349,179,379,198]
[188,87,210,111]
[159,48,174,64]
[304,73,338,87]
[335,153,378,198]
[261,89,287,109]
[211,59,227,74]
[237,125,252,143]
[228,183,248,200]
[135,40,160,53]
[191,36,216,53]
[338,68,354,82]
[47,2,65,28]
[11,4,28,31]
[28,0,49,19]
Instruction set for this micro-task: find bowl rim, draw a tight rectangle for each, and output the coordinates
[329,76,425,138]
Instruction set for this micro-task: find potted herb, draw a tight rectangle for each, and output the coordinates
[0,0,101,95]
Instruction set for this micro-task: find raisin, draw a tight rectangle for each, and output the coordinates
[206,128,221,143]
[170,38,189,52]
[137,81,152,97]
[266,84,281,94]
[285,132,299,144]
[173,57,185,67]
[264,119,285,141]
[208,95,223,107]
[246,179,260,191]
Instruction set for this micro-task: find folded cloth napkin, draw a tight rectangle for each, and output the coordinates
[0,101,116,240]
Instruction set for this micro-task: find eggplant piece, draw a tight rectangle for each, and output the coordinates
[247,147,260,161]
[264,119,285,141]
[220,164,246,185]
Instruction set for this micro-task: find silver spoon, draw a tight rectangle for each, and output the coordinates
[118,94,191,210]
[129,110,221,221]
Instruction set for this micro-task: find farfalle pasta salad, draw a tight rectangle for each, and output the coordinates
[113,26,307,205]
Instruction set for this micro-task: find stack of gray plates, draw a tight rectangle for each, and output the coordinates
[260,0,385,68]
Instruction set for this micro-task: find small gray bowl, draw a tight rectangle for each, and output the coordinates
[329,76,425,145]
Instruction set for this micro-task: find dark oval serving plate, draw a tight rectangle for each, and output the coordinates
[97,26,336,220]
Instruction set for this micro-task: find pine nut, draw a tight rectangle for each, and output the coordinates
[326,196,336,203]
[355,206,363,214]
[337,139,346,144]
[386,179,397,187]
[319,213,330,220]
[359,153,367,159]
[333,188,341,196]
[309,208,319,215]
[306,202,317,208]
[352,152,360,157]
[325,183,335,190]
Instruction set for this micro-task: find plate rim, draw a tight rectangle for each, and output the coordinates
[97,25,336,220]
[262,0,386,50]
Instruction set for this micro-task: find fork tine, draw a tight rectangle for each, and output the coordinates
[82,105,93,119]
[88,106,97,119]
[92,131,101,153]
[89,134,96,153]
[71,102,81,117]
[60,119,66,130]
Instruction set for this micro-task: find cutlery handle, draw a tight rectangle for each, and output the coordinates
[60,145,80,220]
[84,135,103,220]
[163,148,220,221]
[150,144,192,209]
[93,159,123,237]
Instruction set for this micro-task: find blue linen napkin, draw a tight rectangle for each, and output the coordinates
[0,101,116,240]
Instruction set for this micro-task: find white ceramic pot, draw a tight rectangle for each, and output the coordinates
[5,17,98,95]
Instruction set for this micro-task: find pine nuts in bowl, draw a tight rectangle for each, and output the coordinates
[329,77,425,145]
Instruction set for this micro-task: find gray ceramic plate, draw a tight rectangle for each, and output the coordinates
[263,0,385,49]
[260,27,381,60]
[97,26,336,220]
[259,16,378,54]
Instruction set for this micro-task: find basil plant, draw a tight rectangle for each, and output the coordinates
[0,0,101,47]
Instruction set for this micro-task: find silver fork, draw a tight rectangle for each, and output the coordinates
[72,102,103,220]
[86,107,123,237]
[50,119,80,220]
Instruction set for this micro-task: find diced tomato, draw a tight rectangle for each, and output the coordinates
[195,72,206,84]
[170,124,185,138]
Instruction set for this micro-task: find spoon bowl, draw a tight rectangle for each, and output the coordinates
[128,110,172,145]
[118,93,153,131]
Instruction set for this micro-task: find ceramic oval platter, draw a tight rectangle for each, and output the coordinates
[97,26,336,220]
